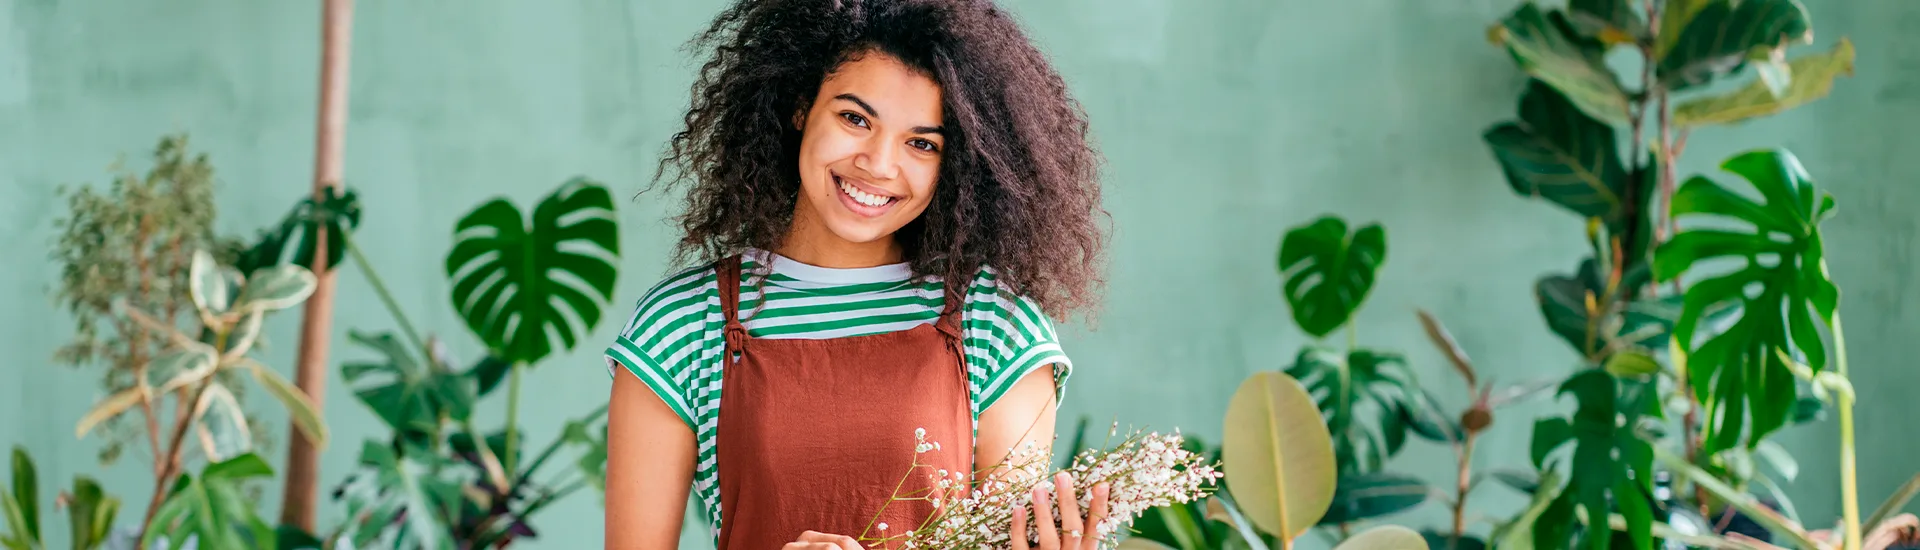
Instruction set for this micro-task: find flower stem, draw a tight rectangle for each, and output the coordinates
[506,361,524,476]
[1834,313,1861,550]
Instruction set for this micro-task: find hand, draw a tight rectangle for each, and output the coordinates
[782,530,864,550]
[1012,472,1111,550]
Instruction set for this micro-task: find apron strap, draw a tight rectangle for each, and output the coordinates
[717,255,747,360]
[935,275,970,342]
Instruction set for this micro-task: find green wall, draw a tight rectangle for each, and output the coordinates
[3,0,1914,548]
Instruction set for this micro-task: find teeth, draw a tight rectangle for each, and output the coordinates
[839,178,890,207]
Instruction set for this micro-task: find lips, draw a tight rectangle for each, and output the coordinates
[833,172,899,217]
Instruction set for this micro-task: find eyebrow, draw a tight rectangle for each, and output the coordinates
[834,93,945,136]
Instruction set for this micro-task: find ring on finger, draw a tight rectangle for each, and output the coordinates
[1066,529,1082,538]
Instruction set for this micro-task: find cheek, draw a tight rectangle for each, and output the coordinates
[907,162,941,204]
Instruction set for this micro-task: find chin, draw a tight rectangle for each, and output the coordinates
[821,218,896,245]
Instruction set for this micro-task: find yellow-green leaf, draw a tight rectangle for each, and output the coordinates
[74,388,146,439]
[1222,371,1337,541]
[1603,349,1662,377]
[1332,525,1429,550]
[247,360,329,449]
[1674,39,1855,127]
[1654,0,1713,59]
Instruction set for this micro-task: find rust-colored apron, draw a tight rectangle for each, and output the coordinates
[712,256,974,550]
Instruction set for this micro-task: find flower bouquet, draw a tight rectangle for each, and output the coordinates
[858,425,1222,549]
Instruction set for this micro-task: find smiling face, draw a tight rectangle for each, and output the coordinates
[785,50,946,265]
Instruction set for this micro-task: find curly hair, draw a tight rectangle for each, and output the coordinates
[652,0,1108,320]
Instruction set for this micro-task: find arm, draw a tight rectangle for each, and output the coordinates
[974,365,1061,481]
[605,368,696,549]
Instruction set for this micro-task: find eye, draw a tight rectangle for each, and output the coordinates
[839,112,869,128]
[908,138,940,153]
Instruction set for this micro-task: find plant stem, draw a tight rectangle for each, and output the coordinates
[136,364,222,547]
[1453,432,1476,550]
[341,231,431,364]
[1834,314,1861,550]
[505,361,524,477]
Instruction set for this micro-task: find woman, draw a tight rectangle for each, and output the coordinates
[604,0,1108,548]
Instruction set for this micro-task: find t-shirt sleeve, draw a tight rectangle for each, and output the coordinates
[603,268,715,430]
[972,289,1073,413]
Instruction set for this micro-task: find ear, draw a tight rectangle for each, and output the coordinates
[792,109,807,131]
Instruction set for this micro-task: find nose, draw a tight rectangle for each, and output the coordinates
[853,135,900,181]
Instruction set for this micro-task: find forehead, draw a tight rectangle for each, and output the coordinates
[820,51,944,122]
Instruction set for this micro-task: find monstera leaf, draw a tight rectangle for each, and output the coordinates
[446,177,619,365]
[1222,372,1337,542]
[1486,81,1631,224]
[1529,371,1658,550]
[142,454,279,550]
[236,187,363,275]
[342,331,477,436]
[333,442,461,550]
[1277,216,1386,338]
[1284,348,1439,473]
[1654,149,1836,455]
[1489,3,1630,124]
[1657,0,1812,91]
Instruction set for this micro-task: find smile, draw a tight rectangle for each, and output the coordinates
[834,173,899,214]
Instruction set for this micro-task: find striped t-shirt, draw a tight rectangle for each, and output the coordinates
[602,249,1073,540]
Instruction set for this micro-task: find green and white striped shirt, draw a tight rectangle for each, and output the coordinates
[603,249,1073,539]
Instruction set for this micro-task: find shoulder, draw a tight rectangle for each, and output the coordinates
[956,265,1073,411]
[617,263,721,340]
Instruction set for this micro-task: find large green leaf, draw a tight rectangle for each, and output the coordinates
[1532,371,1657,550]
[233,265,317,314]
[5,447,36,549]
[1486,81,1630,222]
[1277,216,1386,338]
[1490,3,1630,125]
[1654,149,1836,455]
[446,178,620,365]
[1655,0,1714,59]
[1491,470,1564,550]
[1657,0,1813,90]
[342,442,460,550]
[342,331,478,435]
[1221,372,1338,541]
[235,187,363,275]
[1319,472,1431,525]
[1284,348,1434,473]
[142,454,278,550]
[1674,38,1855,127]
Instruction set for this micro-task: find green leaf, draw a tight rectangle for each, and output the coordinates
[1319,472,1431,525]
[1128,503,1208,550]
[1603,349,1662,377]
[7,448,36,547]
[1492,470,1563,550]
[1331,525,1428,550]
[234,265,317,313]
[189,249,244,316]
[1675,39,1855,127]
[193,383,252,462]
[1489,4,1630,125]
[1864,473,1920,535]
[1655,0,1714,59]
[1490,469,1543,494]
[1542,371,1658,550]
[446,177,620,365]
[67,476,118,550]
[1536,263,1601,357]
[1221,371,1338,540]
[1284,348,1425,472]
[1530,418,1573,469]
[466,354,512,398]
[351,442,457,550]
[1487,81,1630,222]
[145,454,277,550]
[236,187,362,275]
[342,331,476,435]
[1567,0,1644,44]
[1650,445,1821,548]
[74,388,145,439]
[1654,149,1836,454]
[1657,0,1813,90]
[245,359,329,449]
[147,345,219,395]
[1276,216,1386,338]
[1753,440,1797,482]
[1420,532,1487,550]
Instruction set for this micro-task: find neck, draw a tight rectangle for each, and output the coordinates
[776,209,904,268]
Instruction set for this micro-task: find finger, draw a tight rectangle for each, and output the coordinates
[1081,482,1111,549]
[1033,485,1059,549]
[1011,506,1031,550]
[795,531,862,550]
[1054,472,1084,546]
[780,545,834,550]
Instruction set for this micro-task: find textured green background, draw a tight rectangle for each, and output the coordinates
[3,0,1915,548]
